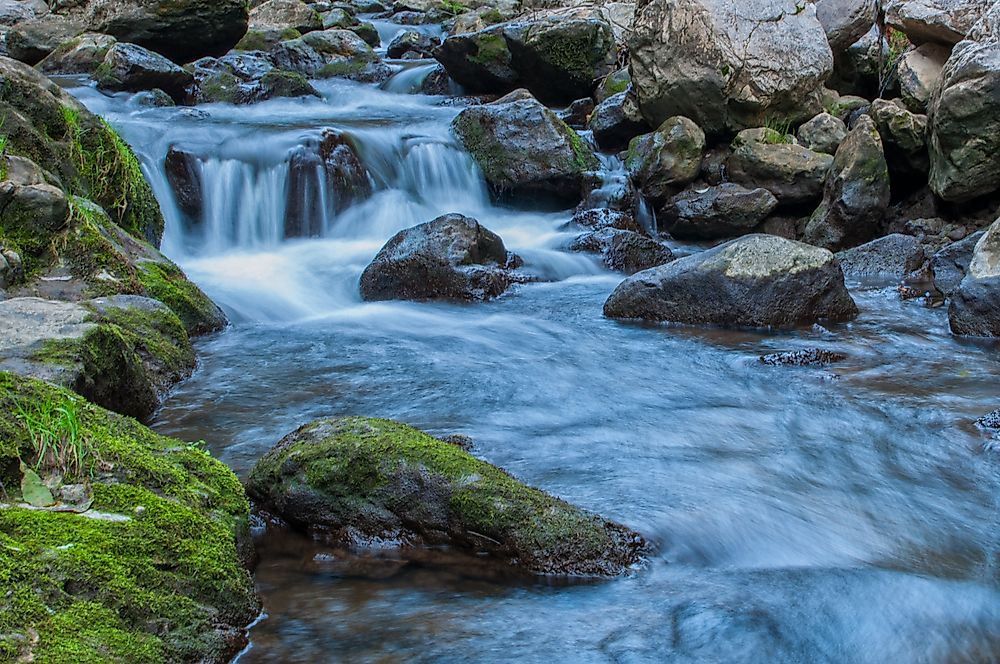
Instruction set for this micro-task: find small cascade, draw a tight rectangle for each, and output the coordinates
[380,62,440,95]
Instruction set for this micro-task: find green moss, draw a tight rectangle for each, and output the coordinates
[260,70,318,98]
[563,120,598,173]
[529,23,605,83]
[316,60,366,79]
[197,71,242,104]
[440,0,467,15]
[136,260,224,336]
[60,197,145,296]
[0,373,258,663]
[234,30,269,51]
[279,27,303,41]
[468,32,510,67]
[452,112,513,189]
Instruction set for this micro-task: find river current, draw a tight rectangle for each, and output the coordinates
[66,41,1000,663]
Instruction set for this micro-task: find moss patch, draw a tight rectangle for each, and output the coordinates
[468,32,510,67]
[0,373,259,663]
[136,260,225,336]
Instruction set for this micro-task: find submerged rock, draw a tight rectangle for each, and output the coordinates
[359,213,523,302]
[246,416,647,576]
[760,348,848,366]
[604,234,859,328]
[452,93,598,204]
[0,372,259,661]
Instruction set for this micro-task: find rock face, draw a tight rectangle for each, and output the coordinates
[433,17,617,103]
[603,234,859,328]
[246,417,647,576]
[629,0,834,136]
[815,0,878,52]
[928,4,1000,203]
[949,219,1000,336]
[0,372,259,662]
[660,183,778,240]
[452,94,598,204]
[931,230,984,295]
[75,0,249,63]
[803,115,890,250]
[728,133,835,205]
[95,42,194,101]
[359,214,522,302]
[884,0,987,45]
[835,233,926,280]
[624,116,705,203]
[0,295,194,421]
[569,228,674,274]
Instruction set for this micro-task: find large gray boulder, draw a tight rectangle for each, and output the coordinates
[6,14,82,65]
[246,417,647,576]
[728,132,835,205]
[603,234,859,328]
[897,42,949,112]
[949,219,1000,336]
[359,214,523,302]
[249,0,322,35]
[928,3,1000,203]
[452,94,599,204]
[803,115,891,250]
[660,183,778,240]
[835,233,927,280]
[629,0,834,136]
[95,42,194,101]
[589,90,650,151]
[815,0,878,52]
[624,116,704,204]
[885,0,988,45]
[433,17,616,103]
[271,28,387,82]
[797,112,849,154]
[869,98,929,178]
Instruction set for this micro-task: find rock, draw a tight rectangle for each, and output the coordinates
[164,147,202,220]
[452,94,599,204]
[834,233,926,279]
[77,0,250,63]
[246,416,647,576]
[868,98,929,179]
[759,348,848,366]
[803,115,890,250]
[190,53,310,105]
[884,0,987,45]
[629,0,833,136]
[35,32,116,74]
[570,208,644,233]
[359,213,523,302]
[433,17,616,103]
[6,14,82,65]
[0,295,194,420]
[660,183,778,240]
[948,218,1000,336]
[595,67,631,103]
[728,134,834,206]
[0,155,70,236]
[321,7,358,30]
[897,42,949,112]
[815,0,877,52]
[589,90,649,152]
[387,29,437,58]
[624,116,704,204]
[348,21,379,47]
[272,28,385,81]
[0,0,45,27]
[557,98,595,130]
[603,234,859,328]
[0,372,259,660]
[976,409,1000,430]
[829,24,884,98]
[931,230,984,295]
[95,42,194,101]
[249,0,322,35]
[797,112,849,154]
[569,228,673,274]
[928,4,1000,203]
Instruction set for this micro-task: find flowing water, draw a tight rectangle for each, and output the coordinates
[66,59,1000,663]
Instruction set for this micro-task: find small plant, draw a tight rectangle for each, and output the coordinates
[14,393,97,480]
[763,117,794,145]
[878,26,911,97]
[440,0,467,15]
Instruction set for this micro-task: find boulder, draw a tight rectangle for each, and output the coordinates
[75,0,249,63]
[35,32,116,75]
[433,17,617,103]
[897,42,949,112]
[164,147,202,220]
[190,53,318,105]
[595,67,631,103]
[0,295,194,420]
[797,112,849,154]
[272,28,387,81]
[387,29,437,58]
[884,0,987,45]
[249,0,322,34]
[557,98,595,129]
[728,133,834,205]
[834,233,927,280]
[452,94,598,204]
[803,115,890,250]
[95,42,194,102]
[948,218,1000,336]
[568,228,673,274]
[828,24,884,98]
[660,183,778,240]
[603,234,859,328]
[359,214,523,302]
[6,14,82,65]
[928,4,1000,203]
[869,98,929,179]
[589,90,649,152]
[931,230,984,295]
[570,208,644,234]
[629,0,834,136]
[0,372,259,662]
[624,116,704,204]
[0,0,46,27]
[246,416,647,576]
[815,0,878,52]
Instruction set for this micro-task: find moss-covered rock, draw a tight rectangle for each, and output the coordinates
[624,116,705,204]
[0,372,259,662]
[247,417,647,576]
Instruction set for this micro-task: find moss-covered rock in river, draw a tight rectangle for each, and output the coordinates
[0,372,260,662]
[247,417,647,576]
[0,295,195,420]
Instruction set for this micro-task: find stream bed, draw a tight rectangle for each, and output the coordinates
[67,61,1000,663]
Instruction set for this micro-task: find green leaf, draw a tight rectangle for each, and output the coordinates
[20,462,55,508]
